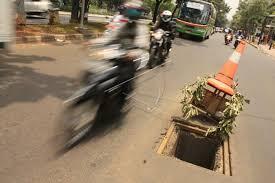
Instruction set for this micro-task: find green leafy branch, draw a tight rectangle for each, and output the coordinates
[215,92,249,139]
[181,75,249,139]
[181,75,211,120]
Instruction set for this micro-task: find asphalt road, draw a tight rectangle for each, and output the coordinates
[1,34,275,183]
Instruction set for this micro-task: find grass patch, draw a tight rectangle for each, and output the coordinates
[89,5,115,16]
[61,5,115,16]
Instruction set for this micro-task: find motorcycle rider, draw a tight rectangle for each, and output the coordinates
[152,10,176,57]
[224,29,233,44]
[105,5,128,32]
[104,0,146,100]
[60,1,147,148]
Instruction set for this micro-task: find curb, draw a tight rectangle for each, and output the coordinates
[16,33,103,44]
[58,11,151,23]
[245,40,275,60]
[245,40,259,49]
[59,11,113,19]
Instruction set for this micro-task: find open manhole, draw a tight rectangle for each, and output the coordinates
[157,123,232,176]
[0,42,5,49]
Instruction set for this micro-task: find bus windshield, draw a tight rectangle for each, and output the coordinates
[179,1,211,25]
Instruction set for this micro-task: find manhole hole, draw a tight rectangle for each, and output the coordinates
[0,42,5,49]
[176,130,219,169]
[157,123,232,176]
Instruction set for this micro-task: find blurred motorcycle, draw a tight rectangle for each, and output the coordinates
[59,44,149,149]
[225,34,232,45]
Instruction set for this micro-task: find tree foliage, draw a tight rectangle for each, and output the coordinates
[231,0,274,33]
[208,0,231,27]
[90,0,125,10]
[143,0,175,22]
[68,0,126,22]
[146,0,175,12]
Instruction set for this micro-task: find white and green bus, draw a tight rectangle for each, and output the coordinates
[174,0,216,40]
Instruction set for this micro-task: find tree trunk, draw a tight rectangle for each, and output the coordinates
[107,2,113,11]
[16,0,26,25]
[84,0,90,23]
[172,4,179,17]
[153,0,162,23]
[63,0,68,6]
[70,0,80,23]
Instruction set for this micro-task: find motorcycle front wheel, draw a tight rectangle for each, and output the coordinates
[60,99,100,149]
[148,47,159,69]
[234,42,239,49]
[162,44,169,58]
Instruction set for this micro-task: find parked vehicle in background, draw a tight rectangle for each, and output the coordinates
[24,0,52,18]
[0,0,13,50]
[51,0,64,8]
[215,27,223,33]
[174,0,216,40]
[224,28,232,34]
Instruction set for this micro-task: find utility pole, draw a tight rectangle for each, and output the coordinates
[80,0,85,29]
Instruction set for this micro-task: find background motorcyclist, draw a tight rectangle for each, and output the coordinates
[108,0,146,48]
[152,10,176,54]
[225,29,233,43]
[105,5,128,31]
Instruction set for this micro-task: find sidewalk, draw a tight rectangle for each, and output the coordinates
[259,44,275,59]
[246,40,275,60]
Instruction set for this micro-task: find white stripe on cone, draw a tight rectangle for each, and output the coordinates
[229,51,241,64]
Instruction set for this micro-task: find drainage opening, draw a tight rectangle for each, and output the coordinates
[0,42,5,49]
[175,130,219,170]
[158,123,231,175]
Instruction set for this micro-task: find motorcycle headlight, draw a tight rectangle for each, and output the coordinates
[153,32,163,40]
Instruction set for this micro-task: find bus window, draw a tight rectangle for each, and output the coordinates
[179,1,211,25]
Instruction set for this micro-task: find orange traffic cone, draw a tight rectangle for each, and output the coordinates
[208,40,246,95]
